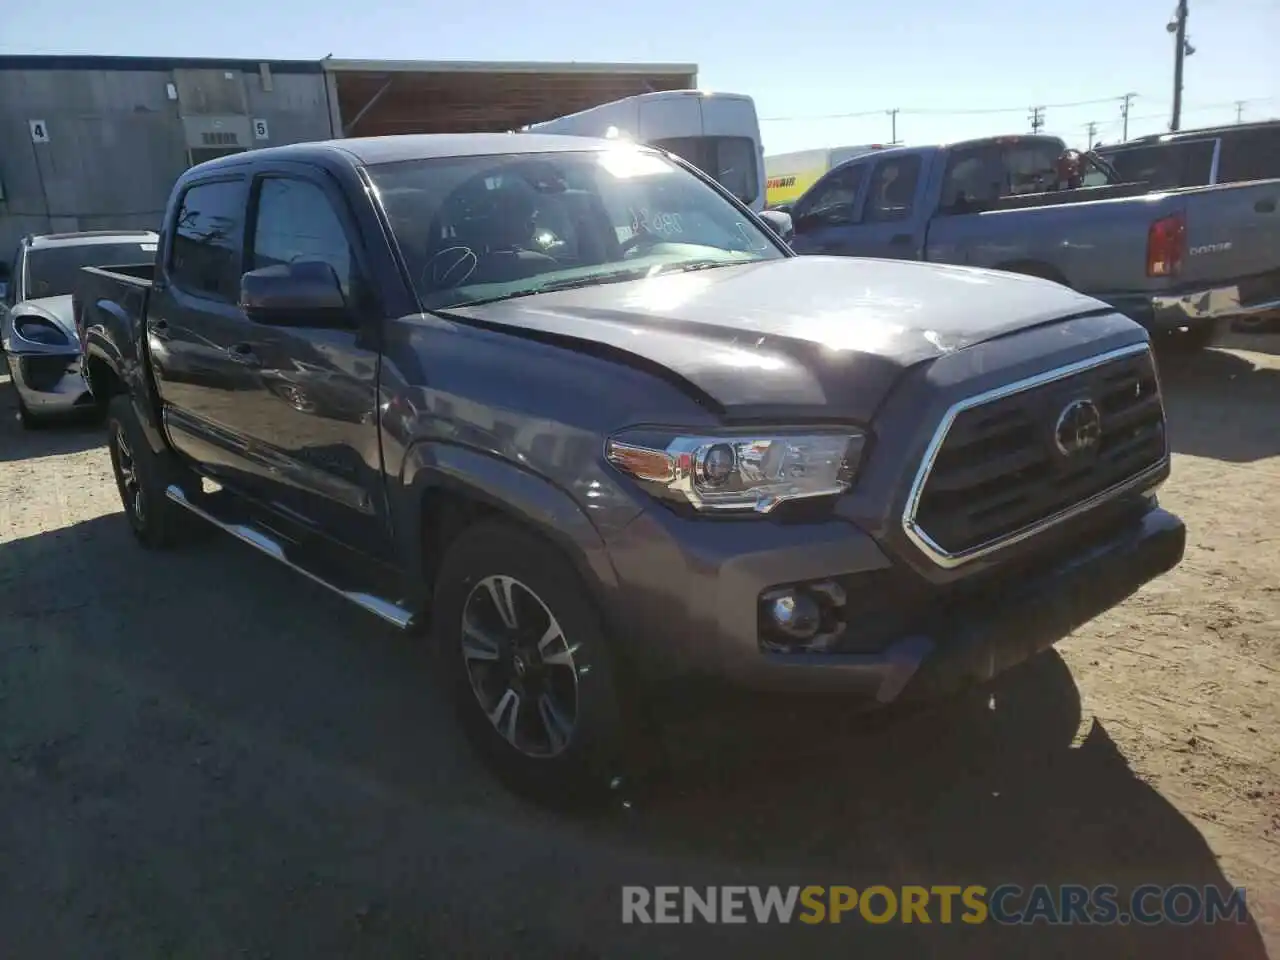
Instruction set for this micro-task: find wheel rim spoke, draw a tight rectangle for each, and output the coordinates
[537,693,572,753]
[483,575,520,630]
[461,620,501,661]
[541,642,580,668]
[488,687,521,744]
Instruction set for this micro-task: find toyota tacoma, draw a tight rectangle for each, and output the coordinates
[75,134,1185,799]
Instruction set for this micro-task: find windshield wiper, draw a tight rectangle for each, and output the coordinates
[653,258,750,276]
[444,268,652,308]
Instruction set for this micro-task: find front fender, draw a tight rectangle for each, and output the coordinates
[395,439,622,608]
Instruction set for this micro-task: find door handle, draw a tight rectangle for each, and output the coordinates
[150,318,169,334]
[1256,197,1277,214]
[227,342,261,367]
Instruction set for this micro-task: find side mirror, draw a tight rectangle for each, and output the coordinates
[757,209,795,245]
[770,202,795,216]
[240,260,350,327]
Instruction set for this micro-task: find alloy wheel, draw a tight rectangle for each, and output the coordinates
[460,574,580,758]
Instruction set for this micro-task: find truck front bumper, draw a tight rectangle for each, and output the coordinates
[606,501,1185,702]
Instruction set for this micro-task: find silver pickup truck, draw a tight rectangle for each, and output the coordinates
[783,134,1280,348]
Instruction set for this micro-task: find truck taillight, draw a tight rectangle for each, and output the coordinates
[1147,213,1185,277]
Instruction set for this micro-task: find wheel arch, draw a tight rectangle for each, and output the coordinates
[395,441,622,613]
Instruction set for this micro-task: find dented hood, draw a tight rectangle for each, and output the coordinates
[442,256,1112,416]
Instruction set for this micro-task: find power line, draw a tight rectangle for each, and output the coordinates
[759,96,1274,126]
[759,94,1132,122]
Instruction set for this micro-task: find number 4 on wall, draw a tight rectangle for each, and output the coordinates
[29,120,50,143]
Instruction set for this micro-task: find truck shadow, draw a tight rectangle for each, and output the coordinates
[1156,342,1280,463]
[599,659,1270,956]
[0,512,1268,959]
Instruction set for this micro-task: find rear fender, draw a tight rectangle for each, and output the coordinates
[80,294,166,454]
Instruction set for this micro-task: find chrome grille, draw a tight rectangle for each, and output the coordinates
[903,343,1168,567]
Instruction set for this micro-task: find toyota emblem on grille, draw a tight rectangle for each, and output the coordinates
[1054,398,1102,456]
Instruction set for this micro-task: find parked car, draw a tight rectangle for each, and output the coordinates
[77,134,1185,800]
[1,230,159,427]
[784,135,1280,349]
[1094,119,1280,190]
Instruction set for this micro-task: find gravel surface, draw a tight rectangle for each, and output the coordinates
[1,335,1276,958]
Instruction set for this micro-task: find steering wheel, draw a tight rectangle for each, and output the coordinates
[619,227,660,257]
[423,245,478,290]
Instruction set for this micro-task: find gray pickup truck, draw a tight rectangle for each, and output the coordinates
[784,134,1280,348]
[76,133,1184,802]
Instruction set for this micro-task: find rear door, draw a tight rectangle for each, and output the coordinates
[148,174,262,475]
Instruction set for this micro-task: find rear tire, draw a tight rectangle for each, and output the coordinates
[432,520,630,807]
[106,394,206,549]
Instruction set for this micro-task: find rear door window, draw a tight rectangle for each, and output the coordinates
[169,178,246,302]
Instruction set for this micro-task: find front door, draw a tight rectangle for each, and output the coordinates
[836,153,927,260]
[220,166,390,559]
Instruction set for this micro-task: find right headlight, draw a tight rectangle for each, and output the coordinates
[605,429,866,514]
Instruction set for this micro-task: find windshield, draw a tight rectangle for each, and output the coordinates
[24,240,157,300]
[368,146,783,311]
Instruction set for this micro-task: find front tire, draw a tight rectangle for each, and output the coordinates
[432,520,629,805]
[106,394,205,549]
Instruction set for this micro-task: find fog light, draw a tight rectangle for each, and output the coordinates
[768,590,821,640]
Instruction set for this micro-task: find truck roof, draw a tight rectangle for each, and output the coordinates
[26,230,159,250]
[190,133,624,174]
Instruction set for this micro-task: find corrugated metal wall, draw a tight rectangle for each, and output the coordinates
[0,59,333,254]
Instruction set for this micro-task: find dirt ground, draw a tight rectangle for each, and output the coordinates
[0,334,1276,959]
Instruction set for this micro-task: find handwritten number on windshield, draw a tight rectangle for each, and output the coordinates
[629,207,684,238]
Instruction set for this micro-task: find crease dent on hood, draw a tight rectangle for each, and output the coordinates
[434,256,1114,414]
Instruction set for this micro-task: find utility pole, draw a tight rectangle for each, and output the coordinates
[886,108,900,144]
[1170,0,1189,131]
[1120,92,1137,141]
[1086,121,1098,149]
[1235,100,1246,123]
[1029,106,1045,133]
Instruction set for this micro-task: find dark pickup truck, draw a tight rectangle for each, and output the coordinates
[782,134,1280,348]
[77,133,1185,800]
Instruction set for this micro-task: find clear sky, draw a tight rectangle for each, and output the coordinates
[5,0,1276,153]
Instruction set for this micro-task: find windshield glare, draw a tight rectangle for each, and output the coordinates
[369,147,783,310]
